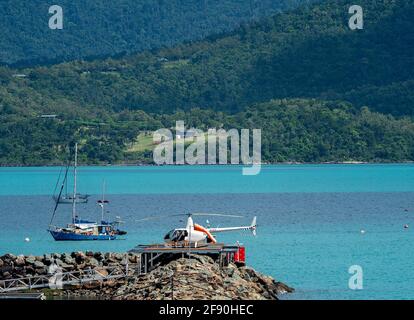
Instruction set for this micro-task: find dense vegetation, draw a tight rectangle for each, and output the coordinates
[1,0,412,116]
[1,100,414,165]
[0,0,310,66]
[0,0,413,165]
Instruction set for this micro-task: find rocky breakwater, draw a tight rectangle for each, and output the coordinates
[0,251,138,280]
[0,252,293,300]
[112,255,293,300]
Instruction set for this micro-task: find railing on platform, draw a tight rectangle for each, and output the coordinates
[0,263,140,293]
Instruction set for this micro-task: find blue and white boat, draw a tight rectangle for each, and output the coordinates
[48,143,126,241]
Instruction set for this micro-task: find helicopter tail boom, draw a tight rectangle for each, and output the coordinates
[208,216,257,236]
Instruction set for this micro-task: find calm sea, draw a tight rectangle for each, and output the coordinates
[0,164,413,300]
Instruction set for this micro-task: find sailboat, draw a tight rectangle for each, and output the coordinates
[53,193,89,204]
[52,162,90,204]
[48,143,127,241]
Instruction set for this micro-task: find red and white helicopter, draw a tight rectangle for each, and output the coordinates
[138,213,257,246]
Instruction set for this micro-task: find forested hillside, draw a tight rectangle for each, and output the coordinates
[1,0,412,117]
[0,0,413,165]
[0,0,310,66]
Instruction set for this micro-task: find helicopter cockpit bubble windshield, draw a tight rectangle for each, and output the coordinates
[164,229,188,241]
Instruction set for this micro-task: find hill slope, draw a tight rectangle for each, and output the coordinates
[0,0,414,165]
[0,0,310,66]
[2,0,413,116]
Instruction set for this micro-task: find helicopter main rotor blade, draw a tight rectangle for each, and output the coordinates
[135,214,183,222]
[135,212,244,222]
[191,213,244,218]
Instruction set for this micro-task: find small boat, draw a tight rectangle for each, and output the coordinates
[48,143,126,241]
[52,166,90,204]
[53,193,90,204]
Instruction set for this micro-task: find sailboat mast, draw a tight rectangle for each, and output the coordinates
[101,180,106,222]
[72,143,78,224]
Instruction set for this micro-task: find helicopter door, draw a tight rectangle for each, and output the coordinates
[174,230,188,241]
[165,230,187,242]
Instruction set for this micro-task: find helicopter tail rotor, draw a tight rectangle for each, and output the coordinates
[251,216,257,236]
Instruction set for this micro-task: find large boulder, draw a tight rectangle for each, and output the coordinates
[43,254,54,266]
[73,251,86,264]
[103,253,117,264]
[54,258,73,270]
[94,252,103,261]
[15,255,26,267]
[95,268,109,277]
[25,265,35,275]
[87,257,100,268]
[128,254,139,264]
[35,266,48,275]
[34,260,45,269]
[25,255,36,265]
[3,254,17,261]
[114,253,125,261]
[63,255,75,265]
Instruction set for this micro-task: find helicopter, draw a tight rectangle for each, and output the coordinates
[138,213,257,247]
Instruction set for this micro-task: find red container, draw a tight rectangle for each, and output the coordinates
[234,246,245,264]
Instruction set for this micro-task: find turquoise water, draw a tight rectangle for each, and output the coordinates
[1,164,413,195]
[0,164,413,300]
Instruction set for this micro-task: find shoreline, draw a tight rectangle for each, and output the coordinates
[1,161,413,168]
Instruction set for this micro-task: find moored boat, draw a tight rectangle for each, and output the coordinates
[48,143,126,241]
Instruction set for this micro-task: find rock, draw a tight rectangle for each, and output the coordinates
[75,263,86,270]
[95,267,109,277]
[101,254,292,300]
[274,281,294,294]
[60,263,74,270]
[43,255,54,266]
[63,256,74,265]
[35,266,48,275]
[225,267,235,277]
[128,255,138,263]
[26,255,36,265]
[83,281,101,290]
[34,260,45,269]
[54,258,64,267]
[2,251,291,301]
[25,265,35,275]
[87,257,100,267]
[54,259,74,270]
[113,253,122,261]
[94,252,103,261]
[104,253,117,264]
[4,254,17,261]
[15,255,26,267]
[44,253,52,261]
[74,252,86,264]
[65,283,82,290]
[241,266,257,278]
